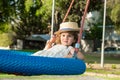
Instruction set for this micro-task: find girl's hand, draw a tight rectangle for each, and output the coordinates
[43,35,56,50]
[70,48,84,60]
[50,35,56,43]
[64,53,73,58]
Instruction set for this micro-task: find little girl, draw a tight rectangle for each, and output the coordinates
[32,22,84,60]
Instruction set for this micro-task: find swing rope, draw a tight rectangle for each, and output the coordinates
[62,0,75,22]
[75,0,90,53]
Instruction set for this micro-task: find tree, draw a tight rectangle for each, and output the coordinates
[0,0,103,47]
[111,4,120,34]
[11,0,50,39]
[106,0,120,34]
[0,0,16,33]
[53,0,103,31]
[0,0,103,40]
[84,24,102,51]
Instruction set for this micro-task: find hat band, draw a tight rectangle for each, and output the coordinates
[60,28,76,31]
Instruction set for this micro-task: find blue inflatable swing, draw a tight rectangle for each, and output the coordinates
[0,49,86,76]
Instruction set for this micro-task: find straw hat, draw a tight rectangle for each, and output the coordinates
[55,22,79,34]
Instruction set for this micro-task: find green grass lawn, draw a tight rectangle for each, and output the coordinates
[84,53,120,64]
[84,53,120,75]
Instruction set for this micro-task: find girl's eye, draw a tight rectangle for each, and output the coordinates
[68,34,73,37]
[68,35,72,37]
[61,34,65,37]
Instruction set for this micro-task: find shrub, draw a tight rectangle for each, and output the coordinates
[111,64,117,69]
[0,33,13,47]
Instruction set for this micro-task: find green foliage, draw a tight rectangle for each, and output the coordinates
[106,0,120,33]
[55,0,103,24]
[0,0,103,40]
[36,0,52,21]
[114,25,120,34]
[85,25,102,40]
[0,22,11,33]
[11,0,49,39]
[111,4,120,34]
[0,33,13,47]
[55,0,85,23]
[25,0,41,12]
[111,64,117,69]
[0,0,16,22]
[25,0,34,12]
[111,4,120,24]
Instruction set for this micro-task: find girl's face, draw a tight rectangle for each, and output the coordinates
[60,32,75,46]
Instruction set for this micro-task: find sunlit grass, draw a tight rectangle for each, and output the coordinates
[86,68,120,75]
[84,53,120,64]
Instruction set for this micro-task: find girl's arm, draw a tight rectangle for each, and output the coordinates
[69,48,84,60]
[76,50,84,60]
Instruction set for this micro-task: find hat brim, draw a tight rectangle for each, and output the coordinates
[55,29,79,35]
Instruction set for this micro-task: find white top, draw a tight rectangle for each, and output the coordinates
[32,44,73,58]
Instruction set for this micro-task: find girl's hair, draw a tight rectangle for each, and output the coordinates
[55,31,78,46]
